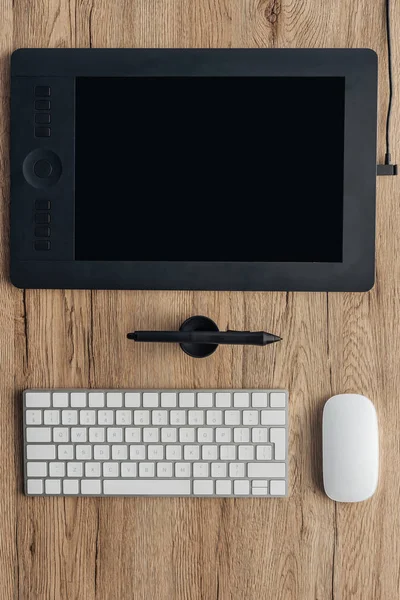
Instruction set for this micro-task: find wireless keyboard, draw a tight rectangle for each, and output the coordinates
[23,389,288,497]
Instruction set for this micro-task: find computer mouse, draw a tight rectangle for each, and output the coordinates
[322,394,379,502]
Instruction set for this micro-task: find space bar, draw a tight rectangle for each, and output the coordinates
[103,479,191,496]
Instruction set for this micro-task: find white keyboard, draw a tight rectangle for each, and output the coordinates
[23,389,288,497]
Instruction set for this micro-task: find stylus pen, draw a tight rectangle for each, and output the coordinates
[127,331,282,346]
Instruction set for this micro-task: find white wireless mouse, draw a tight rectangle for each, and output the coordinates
[322,394,379,502]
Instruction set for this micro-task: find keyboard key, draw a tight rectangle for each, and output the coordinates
[161,428,177,442]
[98,410,113,425]
[270,392,286,408]
[161,393,176,407]
[121,462,137,477]
[216,393,231,407]
[215,428,231,442]
[26,410,41,425]
[261,411,286,426]
[224,410,240,425]
[252,488,269,496]
[188,410,203,425]
[53,393,68,407]
[107,428,123,442]
[233,428,250,443]
[207,410,222,425]
[193,463,209,477]
[234,480,250,495]
[197,428,213,443]
[26,427,51,442]
[270,428,286,460]
[179,393,195,407]
[139,463,155,477]
[170,410,186,425]
[216,480,232,495]
[85,463,101,477]
[44,410,60,425]
[63,479,79,496]
[27,462,47,477]
[252,428,269,443]
[49,462,65,477]
[76,445,92,460]
[184,445,200,460]
[179,428,195,442]
[243,411,259,425]
[130,445,146,460]
[71,428,87,442]
[143,393,158,407]
[27,445,55,460]
[220,445,236,460]
[256,445,272,460]
[125,393,141,407]
[194,480,213,495]
[152,410,168,425]
[103,462,119,477]
[89,428,105,442]
[211,463,227,477]
[202,446,218,460]
[58,445,73,460]
[229,463,245,478]
[166,445,182,460]
[233,393,249,407]
[81,480,102,494]
[125,428,141,442]
[62,410,78,425]
[67,462,83,477]
[148,445,164,459]
[26,392,50,407]
[53,427,69,442]
[107,392,123,407]
[197,393,213,407]
[64,480,79,494]
[252,480,269,487]
[248,463,286,478]
[27,479,43,494]
[252,392,268,407]
[270,480,286,495]
[71,393,86,407]
[45,480,61,494]
[134,410,150,425]
[104,479,190,495]
[175,462,191,477]
[112,445,128,460]
[88,392,104,407]
[157,463,173,477]
[238,445,254,460]
[80,410,96,425]
[143,428,159,442]
[93,445,109,460]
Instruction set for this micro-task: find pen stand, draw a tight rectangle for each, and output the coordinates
[178,316,220,358]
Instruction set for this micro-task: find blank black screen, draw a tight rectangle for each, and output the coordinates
[75,77,345,261]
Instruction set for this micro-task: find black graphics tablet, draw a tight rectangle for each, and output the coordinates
[10,48,377,291]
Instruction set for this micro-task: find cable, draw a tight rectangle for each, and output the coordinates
[385,0,393,164]
[378,0,397,175]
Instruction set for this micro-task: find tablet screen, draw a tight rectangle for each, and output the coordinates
[75,76,345,262]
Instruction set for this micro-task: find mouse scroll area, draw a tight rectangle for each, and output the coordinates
[322,394,379,502]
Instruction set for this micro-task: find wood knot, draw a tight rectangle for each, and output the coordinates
[265,0,281,24]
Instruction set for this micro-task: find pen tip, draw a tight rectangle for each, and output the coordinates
[268,333,282,343]
[127,332,137,340]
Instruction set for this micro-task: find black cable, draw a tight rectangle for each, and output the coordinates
[385,0,393,164]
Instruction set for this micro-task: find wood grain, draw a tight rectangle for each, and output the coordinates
[1,0,399,598]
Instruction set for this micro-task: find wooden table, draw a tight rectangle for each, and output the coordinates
[1,1,399,599]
